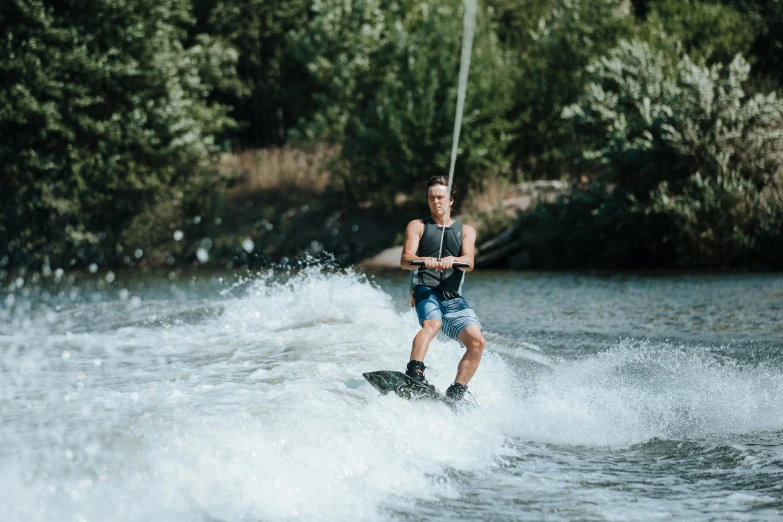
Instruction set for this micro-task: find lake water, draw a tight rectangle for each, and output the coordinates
[2,267,782,521]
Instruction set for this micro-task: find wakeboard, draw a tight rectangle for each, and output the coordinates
[362,370,451,406]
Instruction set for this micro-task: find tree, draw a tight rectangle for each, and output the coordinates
[503,0,634,180]
[638,0,755,65]
[291,0,514,205]
[192,0,311,147]
[0,0,236,269]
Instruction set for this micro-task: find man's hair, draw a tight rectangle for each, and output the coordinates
[426,175,457,199]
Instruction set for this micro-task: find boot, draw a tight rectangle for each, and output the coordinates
[405,360,434,390]
[445,382,469,404]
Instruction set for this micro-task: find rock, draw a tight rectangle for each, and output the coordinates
[505,180,568,204]
[501,196,532,213]
[506,180,567,196]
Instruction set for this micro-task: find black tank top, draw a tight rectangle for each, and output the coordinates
[414,217,466,297]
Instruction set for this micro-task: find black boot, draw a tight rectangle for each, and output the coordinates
[445,382,469,403]
[405,360,433,390]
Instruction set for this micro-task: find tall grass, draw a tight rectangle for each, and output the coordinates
[219,146,336,197]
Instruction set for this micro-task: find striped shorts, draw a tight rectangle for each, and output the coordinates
[413,285,482,341]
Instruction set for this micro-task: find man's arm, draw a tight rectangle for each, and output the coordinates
[400,219,425,270]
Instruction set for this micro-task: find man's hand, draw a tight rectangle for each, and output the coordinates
[422,257,440,271]
[422,256,454,272]
[440,256,456,271]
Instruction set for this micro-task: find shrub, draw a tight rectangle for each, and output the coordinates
[563,40,783,195]
[551,39,783,267]
[644,171,783,267]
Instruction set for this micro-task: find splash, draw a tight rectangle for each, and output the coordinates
[0,267,515,522]
[502,342,783,446]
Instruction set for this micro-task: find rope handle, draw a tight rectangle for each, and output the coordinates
[409,260,470,268]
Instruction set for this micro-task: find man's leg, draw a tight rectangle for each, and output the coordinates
[410,318,442,362]
[454,324,486,385]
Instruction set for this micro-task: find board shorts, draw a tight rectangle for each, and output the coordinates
[413,285,482,341]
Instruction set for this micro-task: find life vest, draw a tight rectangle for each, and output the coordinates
[413,217,465,297]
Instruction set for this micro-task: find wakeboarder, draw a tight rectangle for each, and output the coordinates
[400,175,486,403]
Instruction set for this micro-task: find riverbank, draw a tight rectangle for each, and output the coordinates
[161,147,782,273]
[6,145,779,275]
[117,147,563,272]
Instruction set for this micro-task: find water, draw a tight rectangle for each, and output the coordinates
[2,267,782,521]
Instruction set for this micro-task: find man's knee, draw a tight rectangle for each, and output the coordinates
[470,335,486,353]
[462,327,486,354]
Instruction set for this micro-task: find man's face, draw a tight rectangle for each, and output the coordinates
[427,185,453,218]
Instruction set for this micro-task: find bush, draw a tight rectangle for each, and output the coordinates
[664,55,783,189]
[545,39,783,267]
[562,39,680,195]
[563,40,783,195]
[520,184,671,269]
[644,171,783,267]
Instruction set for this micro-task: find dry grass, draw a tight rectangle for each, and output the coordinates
[219,145,337,198]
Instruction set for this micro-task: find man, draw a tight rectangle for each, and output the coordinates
[400,175,486,403]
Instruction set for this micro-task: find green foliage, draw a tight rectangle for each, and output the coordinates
[644,171,783,266]
[564,40,783,193]
[638,0,754,64]
[507,0,634,179]
[0,0,235,269]
[722,0,783,86]
[120,170,226,267]
[291,0,514,205]
[518,184,660,268]
[562,39,681,194]
[287,0,392,143]
[663,55,783,188]
[552,40,783,267]
[193,0,310,146]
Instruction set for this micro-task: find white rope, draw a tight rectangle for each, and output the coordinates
[438,0,477,259]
